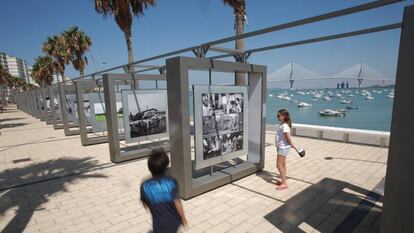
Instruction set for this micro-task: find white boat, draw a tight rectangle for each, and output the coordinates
[313,94,322,99]
[340,100,352,104]
[269,94,273,97]
[366,96,374,100]
[297,91,306,95]
[323,96,332,101]
[298,102,312,107]
[318,109,345,117]
[386,94,394,98]
[348,94,354,97]
[346,105,359,110]
[281,96,291,101]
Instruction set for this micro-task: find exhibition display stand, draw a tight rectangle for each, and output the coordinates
[166,56,267,199]
[102,73,169,163]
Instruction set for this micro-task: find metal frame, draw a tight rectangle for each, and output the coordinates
[36,88,45,120]
[166,56,266,199]
[50,83,64,129]
[59,81,84,136]
[103,73,169,162]
[44,86,54,125]
[193,85,249,169]
[381,5,414,232]
[18,90,38,117]
[75,80,103,146]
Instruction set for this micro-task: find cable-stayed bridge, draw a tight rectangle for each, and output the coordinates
[268,61,395,89]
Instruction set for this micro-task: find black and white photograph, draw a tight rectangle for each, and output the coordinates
[194,86,248,169]
[65,94,91,124]
[201,92,244,159]
[53,97,62,120]
[122,90,168,143]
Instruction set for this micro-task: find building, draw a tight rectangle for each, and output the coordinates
[52,73,63,84]
[0,52,32,84]
[26,66,35,84]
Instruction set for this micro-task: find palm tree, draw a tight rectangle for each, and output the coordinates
[63,26,92,76]
[0,64,10,105]
[223,0,247,86]
[32,56,55,86]
[42,35,71,82]
[94,0,156,72]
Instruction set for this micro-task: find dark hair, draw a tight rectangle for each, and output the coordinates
[147,148,169,176]
[277,109,292,128]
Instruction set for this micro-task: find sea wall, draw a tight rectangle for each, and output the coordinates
[267,123,389,148]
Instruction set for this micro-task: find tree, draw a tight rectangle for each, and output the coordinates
[223,0,247,86]
[32,56,55,86]
[94,0,156,73]
[63,26,92,76]
[0,65,11,105]
[42,35,71,82]
[0,64,9,86]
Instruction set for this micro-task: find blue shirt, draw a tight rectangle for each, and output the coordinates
[140,176,181,233]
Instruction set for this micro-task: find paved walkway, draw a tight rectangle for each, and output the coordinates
[0,106,387,233]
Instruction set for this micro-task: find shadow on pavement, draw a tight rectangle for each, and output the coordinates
[257,170,314,185]
[0,157,107,233]
[0,123,27,130]
[0,118,24,123]
[264,178,382,233]
[325,156,387,165]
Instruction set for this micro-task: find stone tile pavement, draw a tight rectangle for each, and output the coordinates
[0,106,387,233]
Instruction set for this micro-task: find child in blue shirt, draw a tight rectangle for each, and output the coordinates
[140,149,188,233]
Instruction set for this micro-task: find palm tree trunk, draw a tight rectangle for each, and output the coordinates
[124,29,135,73]
[235,13,246,86]
[60,72,66,82]
[0,85,6,106]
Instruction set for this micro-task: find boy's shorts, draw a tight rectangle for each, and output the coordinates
[277,147,290,156]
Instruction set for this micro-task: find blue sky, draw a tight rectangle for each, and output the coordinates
[0,0,413,87]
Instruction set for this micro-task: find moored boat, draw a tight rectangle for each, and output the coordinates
[297,102,312,107]
[318,109,345,117]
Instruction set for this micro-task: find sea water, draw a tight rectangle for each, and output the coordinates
[267,87,394,132]
[189,87,394,132]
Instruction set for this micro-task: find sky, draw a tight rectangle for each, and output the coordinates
[1,0,413,88]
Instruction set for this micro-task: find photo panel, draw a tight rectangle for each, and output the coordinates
[65,94,91,125]
[89,92,124,133]
[53,88,62,121]
[194,85,248,169]
[122,90,169,144]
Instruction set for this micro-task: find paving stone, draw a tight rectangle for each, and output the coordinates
[0,106,389,233]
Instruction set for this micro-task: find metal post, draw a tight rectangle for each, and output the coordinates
[381,5,414,233]
[357,61,363,88]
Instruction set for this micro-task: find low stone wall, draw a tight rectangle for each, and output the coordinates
[266,123,390,148]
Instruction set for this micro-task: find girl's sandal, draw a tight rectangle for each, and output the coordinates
[276,184,288,190]
[273,180,282,185]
